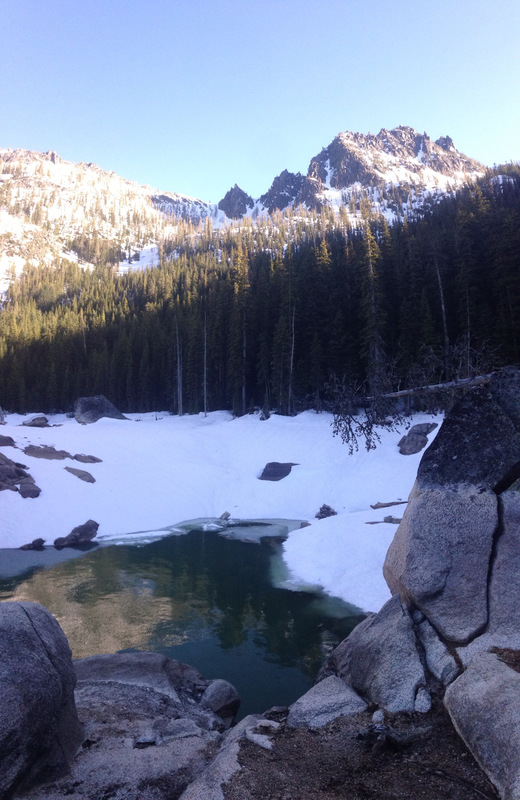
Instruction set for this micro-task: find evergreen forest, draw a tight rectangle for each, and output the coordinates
[1,166,520,417]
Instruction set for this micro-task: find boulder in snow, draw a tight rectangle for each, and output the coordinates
[54,519,99,549]
[74,395,127,424]
[22,415,49,428]
[259,461,298,481]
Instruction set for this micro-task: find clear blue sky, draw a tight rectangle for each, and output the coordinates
[1,0,519,202]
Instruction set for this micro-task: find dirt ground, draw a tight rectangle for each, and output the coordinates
[224,699,498,800]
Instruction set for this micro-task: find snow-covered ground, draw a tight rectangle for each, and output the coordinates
[0,409,440,612]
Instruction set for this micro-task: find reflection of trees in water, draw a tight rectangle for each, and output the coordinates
[9,531,360,670]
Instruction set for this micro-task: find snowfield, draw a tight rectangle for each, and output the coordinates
[0,409,440,612]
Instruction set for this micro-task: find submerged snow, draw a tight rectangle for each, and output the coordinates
[0,410,440,612]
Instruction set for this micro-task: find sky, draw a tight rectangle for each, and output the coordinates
[1,0,519,203]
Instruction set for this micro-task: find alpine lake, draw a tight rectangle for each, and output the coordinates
[0,519,364,719]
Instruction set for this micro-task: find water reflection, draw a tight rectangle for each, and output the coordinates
[0,529,364,717]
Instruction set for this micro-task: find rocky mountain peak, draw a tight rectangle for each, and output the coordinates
[259,170,305,213]
[217,184,254,219]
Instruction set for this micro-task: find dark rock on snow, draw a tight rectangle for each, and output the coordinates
[24,444,72,460]
[0,451,41,497]
[54,519,99,549]
[0,434,15,447]
[64,466,96,483]
[73,452,102,463]
[74,394,127,424]
[397,421,438,455]
[315,503,337,519]
[259,461,299,481]
[21,415,49,427]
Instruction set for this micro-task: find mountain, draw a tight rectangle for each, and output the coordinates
[0,126,486,287]
[0,147,217,289]
[257,125,485,218]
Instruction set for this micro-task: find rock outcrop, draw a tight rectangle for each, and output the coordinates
[287,675,366,729]
[217,184,254,219]
[13,651,246,800]
[0,451,41,497]
[321,368,520,799]
[0,602,83,799]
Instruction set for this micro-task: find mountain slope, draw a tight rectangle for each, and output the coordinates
[0,147,217,288]
[257,125,485,218]
[0,126,487,288]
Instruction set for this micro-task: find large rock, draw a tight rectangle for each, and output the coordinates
[326,595,427,712]
[74,394,127,424]
[54,519,99,549]
[384,483,497,642]
[287,675,366,728]
[259,462,298,481]
[444,652,520,800]
[200,679,241,728]
[417,385,520,490]
[0,602,83,798]
[384,372,520,643]
[22,415,49,428]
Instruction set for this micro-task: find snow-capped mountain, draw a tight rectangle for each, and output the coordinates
[0,147,218,288]
[254,125,485,219]
[0,127,486,287]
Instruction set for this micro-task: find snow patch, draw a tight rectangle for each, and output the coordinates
[0,409,440,612]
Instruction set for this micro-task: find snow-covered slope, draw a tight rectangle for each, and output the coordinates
[0,409,439,612]
[0,126,487,288]
[0,147,217,289]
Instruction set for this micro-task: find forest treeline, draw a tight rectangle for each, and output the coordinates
[1,166,519,415]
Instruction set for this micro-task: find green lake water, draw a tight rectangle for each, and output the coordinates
[0,525,364,718]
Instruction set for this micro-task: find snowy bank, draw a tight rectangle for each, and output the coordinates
[0,410,439,612]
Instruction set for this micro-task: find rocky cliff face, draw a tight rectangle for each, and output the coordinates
[297,125,484,218]
[259,169,305,213]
